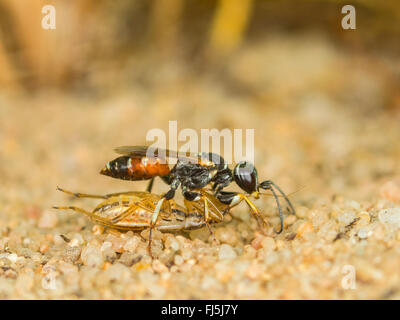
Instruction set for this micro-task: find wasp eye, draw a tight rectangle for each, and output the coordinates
[233,161,258,194]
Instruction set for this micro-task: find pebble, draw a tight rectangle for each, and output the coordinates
[38,211,58,229]
[141,229,162,240]
[338,211,356,225]
[81,246,103,267]
[15,273,34,293]
[92,225,104,235]
[157,249,175,266]
[174,255,184,266]
[380,181,400,202]
[358,211,371,223]
[105,236,126,253]
[251,234,264,250]
[23,238,31,246]
[119,252,142,267]
[245,262,268,281]
[295,206,309,219]
[357,228,370,239]
[189,228,210,242]
[152,259,168,273]
[58,261,78,275]
[7,253,19,263]
[215,261,234,282]
[104,263,131,282]
[102,247,117,263]
[348,200,361,210]
[295,221,314,238]
[284,214,297,226]
[70,233,84,246]
[261,237,276,252]
[53,234,66,246]
[218,244,237,260]
[101,241,113,252]
[181,249,193,261]
[378,208,400,230]
[215,227,239,246]
[164,236,180,252]
[5,268,17,279]
[62,245,81,263]
[242,245,257,259]
[123,236,141,252]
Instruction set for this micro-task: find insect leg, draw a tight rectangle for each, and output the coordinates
[216,191,267,231]
[56,186,108,199]
[240,195,267,231]
[146,177,155,193]
[202,195,218,242]
[198,191,224,222]
[53,205,129,227]
[110,205,138,224]
[147,197,168,257]
[56,186,140,200]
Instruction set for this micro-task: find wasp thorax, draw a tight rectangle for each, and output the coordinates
[233,161,258,194]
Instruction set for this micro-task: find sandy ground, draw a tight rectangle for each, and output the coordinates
[1,33,400,299]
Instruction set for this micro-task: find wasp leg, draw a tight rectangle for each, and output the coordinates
[185,190,222,243]
[216,191,267,232]
[146,177,155,193]
[241,195,268,232]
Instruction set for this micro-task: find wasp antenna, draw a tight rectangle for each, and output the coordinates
[269,181,296,216]
[260,185,304,198]
[268,186,284,234]
[259,181,297,216]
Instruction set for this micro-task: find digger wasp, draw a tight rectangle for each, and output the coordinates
[100,145,296,236]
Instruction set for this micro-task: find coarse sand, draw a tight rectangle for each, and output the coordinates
[1,34,400,299]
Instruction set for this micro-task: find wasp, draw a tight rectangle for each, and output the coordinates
[53,187,230,255]
[100,145,296,234]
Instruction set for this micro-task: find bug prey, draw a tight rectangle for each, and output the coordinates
[53,187,230,254]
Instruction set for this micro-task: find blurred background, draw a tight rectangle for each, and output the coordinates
[1,0,400,300]
[0,0,399,209]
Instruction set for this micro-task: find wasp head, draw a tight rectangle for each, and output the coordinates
[233,161,258,194]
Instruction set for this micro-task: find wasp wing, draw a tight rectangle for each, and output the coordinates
[114,145,201,164]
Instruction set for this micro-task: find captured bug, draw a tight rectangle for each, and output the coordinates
[53,187,230,255]
[100,145,296,233]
